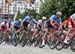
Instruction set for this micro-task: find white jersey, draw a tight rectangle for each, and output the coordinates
[0,22,5,26]
[37,19,43,25]
[0,22,9,28]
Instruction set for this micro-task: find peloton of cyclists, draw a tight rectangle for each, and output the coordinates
[0,11,75,48]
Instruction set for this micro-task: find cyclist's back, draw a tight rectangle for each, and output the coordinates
[0,20,9,31]
[22,14,37,31]
[12,20,21,31]
[67,18,75,28]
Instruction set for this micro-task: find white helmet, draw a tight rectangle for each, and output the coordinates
[42,16,46,20]
[72,15,75,19]
[56,11,62,16]
[70,13,75,19]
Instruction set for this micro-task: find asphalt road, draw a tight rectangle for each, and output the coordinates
[0,43,75,54]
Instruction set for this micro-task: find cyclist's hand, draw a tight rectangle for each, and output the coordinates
[52,23,54,26]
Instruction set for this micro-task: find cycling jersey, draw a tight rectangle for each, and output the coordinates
[46,15,62,29]
[46,19,53,29]
[37,19,42,25]
[67,18,75,28]
[23,16,36,24]
[12,20,20,28]
[37,19,43,30]
[23,16,37,31]
[50,15,62,24]
[0,21,9,31]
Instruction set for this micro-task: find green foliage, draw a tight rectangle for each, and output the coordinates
[35,14,41,21]
[40,0,57,18]
[16,0,75,21]
[16,9,34,20]
[40,0,75,21]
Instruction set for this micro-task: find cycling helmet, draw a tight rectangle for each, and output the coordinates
[72,14,75,19]
[56,11,62,16]
[42,16,46,20]
[70,13,75,19]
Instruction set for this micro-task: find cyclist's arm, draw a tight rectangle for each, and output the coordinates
[49,15,56,26]
[58,18,62,29]
[11,24,14,31]
[31,19,37,24]
[21,17,26,26]
[21,20,24,26]
[49,19,54,26]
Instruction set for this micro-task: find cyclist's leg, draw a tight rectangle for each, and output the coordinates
[50,29,55,42]
[42,28,48,45]
[12,26,19,42]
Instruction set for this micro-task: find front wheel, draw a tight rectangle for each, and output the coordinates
[70,38,75,52]
[56,42,63,50]
[48,41,56,49]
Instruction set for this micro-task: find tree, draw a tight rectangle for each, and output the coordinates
[16,9,38,20]
[40,0,56,18]
[40,0,75,21]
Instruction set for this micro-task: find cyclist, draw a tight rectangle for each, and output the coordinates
[22,13,37,32]
[33,16,46,36]
[11,19,22,41]
[64,14,75,44]
[32,16,47,46]
[0,20,9,32]
[41,16,47,31]
[67,14,75,28]
[40,11,62,48]
[12,20,21,31]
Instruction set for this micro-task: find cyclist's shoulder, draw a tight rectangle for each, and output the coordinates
[1,22,4,24]
[13,20,19,24]
[25,16,30,19]
[38,19,42,22]
[0,22,4,25]
[51,15,56,17]
[37,19,42,24]
[23,16,30,21]
[50,15,56,18]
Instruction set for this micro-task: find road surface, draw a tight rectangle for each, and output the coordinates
[0,44,74,54]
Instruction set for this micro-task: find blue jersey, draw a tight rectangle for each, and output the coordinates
[13,20,20,27]
[50,15,62,24]
[23,16,36,24]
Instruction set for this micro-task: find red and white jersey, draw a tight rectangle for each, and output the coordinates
[67,18,75,28]
[0,21,9,31]
[0,22,9,28]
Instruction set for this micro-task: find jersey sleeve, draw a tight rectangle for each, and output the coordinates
[50,15,56,21]
[23,16,27,21]
[59,18,62,24]
[23,16,29,21]
[32,19,37,23]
